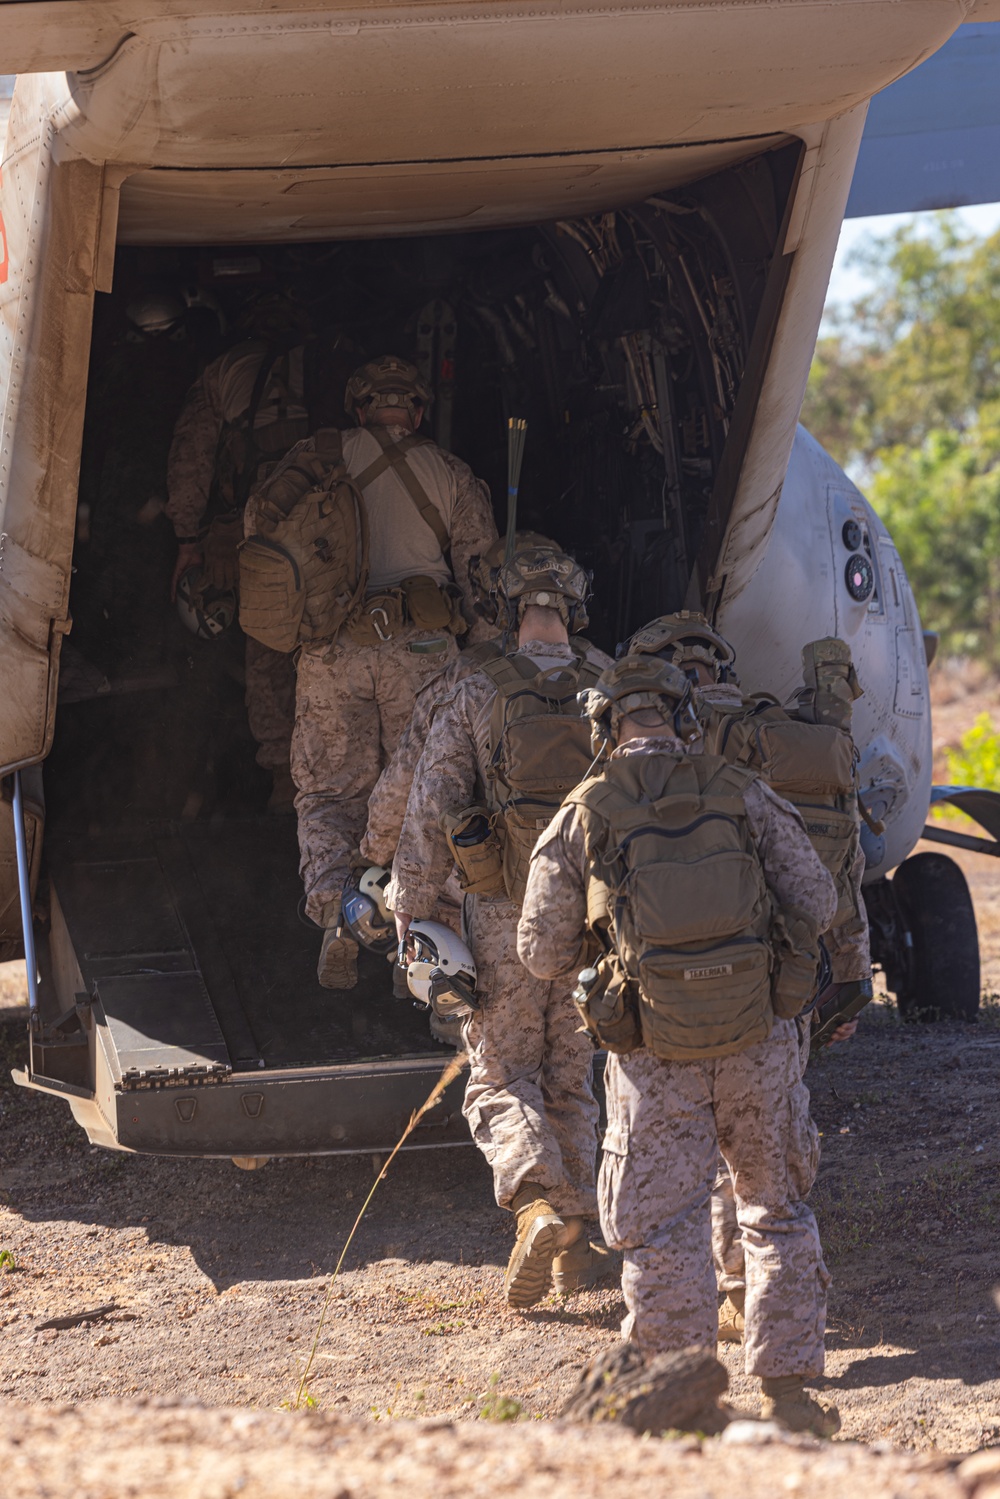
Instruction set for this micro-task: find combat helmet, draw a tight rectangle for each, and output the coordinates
[494,541,591,634]
[579,655,701,757]
[623,611,738,684]
[125,285,186,337]
[468,531,559,624]
[345,355,432,422]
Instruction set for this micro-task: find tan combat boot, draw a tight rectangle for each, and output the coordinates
[717,1287,745,1344]
[504,1183,566,1309]
[760,1376,841,1438]
[551,1218,617,1295]
[317,916,359,991]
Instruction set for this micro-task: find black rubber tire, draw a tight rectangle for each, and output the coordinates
[891,852,980,1022]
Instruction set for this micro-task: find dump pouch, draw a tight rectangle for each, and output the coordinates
[402,574,456,632]
[573,954,642,1055]
[440,805,506,896]
[770,904,821,1019]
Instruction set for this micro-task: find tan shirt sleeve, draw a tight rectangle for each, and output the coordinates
[743,777,838,931]
[516,803,590,980]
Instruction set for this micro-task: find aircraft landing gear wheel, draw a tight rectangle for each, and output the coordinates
[890,853,980,1022]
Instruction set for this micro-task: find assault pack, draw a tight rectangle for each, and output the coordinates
[443,643,605,905]
[568,752,820,1061]
[703,697,861,934]
[239,430,368,653]
[239,426,455,654]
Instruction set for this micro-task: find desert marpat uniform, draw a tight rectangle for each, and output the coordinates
[295,424,496,926]
[361,640,499,871]
[697,681,869,1304]
[167,341,309,773]
[517,737,837,1375]
[389,640,611,1214]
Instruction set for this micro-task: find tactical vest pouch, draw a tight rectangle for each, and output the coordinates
[751,718,856,797]
[402,574,455,632]
[795,802,859,924]
[499,806,554,906]
[574,954,642,1055]
[770,904,821,1019]
[240,432,369,654]
[441,805,505,896]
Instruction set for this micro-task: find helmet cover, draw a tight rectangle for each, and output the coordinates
[344,355,432,419]
[176,566,236,640]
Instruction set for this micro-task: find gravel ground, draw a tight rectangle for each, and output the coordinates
[4,1401,998,1499]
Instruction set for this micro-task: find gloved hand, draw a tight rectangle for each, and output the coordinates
[202,512,243,592]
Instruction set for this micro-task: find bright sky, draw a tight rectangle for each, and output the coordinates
[824,201,1000,313]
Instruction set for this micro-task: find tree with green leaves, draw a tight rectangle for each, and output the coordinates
[802,215,1000,660]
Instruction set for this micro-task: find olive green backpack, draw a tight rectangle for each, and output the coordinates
[479,644,605,905]
[570,753,820,1061]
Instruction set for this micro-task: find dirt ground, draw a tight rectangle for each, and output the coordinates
[1,672,999,1488]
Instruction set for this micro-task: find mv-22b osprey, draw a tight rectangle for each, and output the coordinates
[0,0,997,1162]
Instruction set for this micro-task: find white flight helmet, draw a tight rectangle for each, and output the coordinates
[403,919,478,1021]
[176,565,236,640]
[341,865,395,953]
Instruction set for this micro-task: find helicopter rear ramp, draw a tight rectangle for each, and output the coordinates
[17,817,466,1157]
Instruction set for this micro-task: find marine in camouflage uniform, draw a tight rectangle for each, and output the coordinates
[361,532,553,871]
[622,613,870,1344]
[389,544,612,1307]
[517,657,840,1435]
[297,356,496,990]
[166,335,311,799]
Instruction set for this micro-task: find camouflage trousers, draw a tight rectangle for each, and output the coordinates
[292,627,457,927]
[462,894,599,1217]
[245,636,296,772]
[712,1016,814,1297]
[600,1018,829,1378]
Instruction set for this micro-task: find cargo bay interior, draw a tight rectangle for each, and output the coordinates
[38,142,800,1093]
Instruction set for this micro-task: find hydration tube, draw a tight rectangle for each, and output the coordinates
[11,769,39,1015]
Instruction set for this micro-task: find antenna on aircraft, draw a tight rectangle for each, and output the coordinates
[504,416,527,564]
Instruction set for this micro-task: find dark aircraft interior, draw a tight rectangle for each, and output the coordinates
[38,141,801,1091]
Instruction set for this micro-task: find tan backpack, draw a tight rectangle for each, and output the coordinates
[479,643,605,905]
[239,430,369,654]
[570,753,819,1061]
[705,699,860,930]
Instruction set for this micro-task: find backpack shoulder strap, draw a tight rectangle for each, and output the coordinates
[350,427,449,552]
[477,651,540,693]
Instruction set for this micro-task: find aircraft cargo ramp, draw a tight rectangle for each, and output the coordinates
[26,810,466,1157]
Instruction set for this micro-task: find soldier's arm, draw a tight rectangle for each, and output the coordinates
[388,687,482,920]
[743,778,838,932]
[362,670,464,868]
[165,371,223,541]
[517,804,590,980]
[441,453,498,627]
